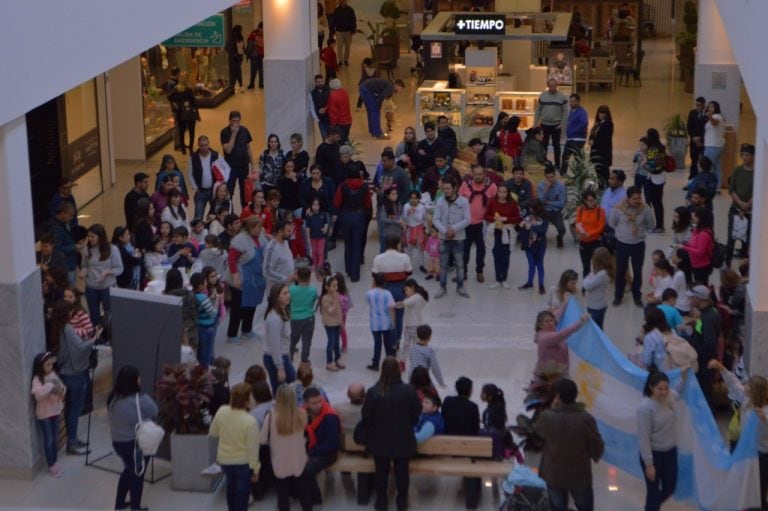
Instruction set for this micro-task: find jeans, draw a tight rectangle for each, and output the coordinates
[541,124,562,167]
[579,240,601,277]
[324,325,341,364]
[525,249,546,286]
[726,206,751,266]
[61,371,88,445]
[197,325,216,368]
[560,140,585,176]
[639,448,677,511]
[689,138,702,180]
[263,353,297,395]
[439,239,466,290]
[546,209,567,242]
[113,439,148,510]
[359,86,383,137]
[221,463,251,511]
[177,120,195,151]
[339,211,367,282]
[227,287,256,338]
[646,181,665,229]
[492,231,511,282]
[304,454,337,504]
[248,55,264,88]
[317,120,330,140]
[588,307,607,329]
[704,145,724,188]
[231,60,243,88]
[38,416,59,466]
[386,281,405,344]
[371,329,394,367]
[193,189,213,221]
[548,486,594,511]
[614,240,645,301]
[290,317,315,363]
[84,286,111,334]
[463,223,486,275]
[634,174,652,204]
[374,457,410,510]
[275,474,313,511]
[227,165,248,210]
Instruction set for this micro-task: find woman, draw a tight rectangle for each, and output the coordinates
[671,206,692,247]
[583,247,615,329]
[80,224,123,336]
[261,385,312,511]
[395,127,418,163]
[249,380,275,501]
[258,134,286,194]
[640,308,671,370]
[300,164,336,216]
[499,116,523,163]
[548,269,579,309]
[108,365,158,511]
[155,154,189,199]
[264,283,296,393]
[484,184,521,289]
[703,100,726,188]
[645,128,667,233]
[361,357,422,511]
[588,105,614,183]
[160,189,189,230]
[210,383,261,511]
[534,304,590,371]
[277,160,303,218]
[317,3,328,51]
[164,268,199,349]
[241,189,273,234]
[574,190,606,277]
[679,207,715,284]
[521,127,549,169]
[488,112,509,149]
[637,370,686,511]
[285,133,310,179]
[670,248,693,315]
[112,226,142,289]
[225,216,268,342]
[168,71,198,155]
[132,199,156,287]
[209,184,234,216]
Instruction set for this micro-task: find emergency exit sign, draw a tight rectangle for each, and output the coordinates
[454,14,506,35]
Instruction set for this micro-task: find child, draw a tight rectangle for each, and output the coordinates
[480,384,508,432]
[402,191,427,272]
[198,235,228,278]
[648,249,667,289]
[518,198,549,294]
[190,218,208,248]
[633,137,650,201]
[534,304,591,371]
[37,233,66,272]
[158,221,174,251]
[408,324,445,387]
[31,351,66,477]
[319,274,345,371]
[583,247,614,329]
[382,97,396,134]
[289,267,318,364]
[378,186,403,249]
[305,198,330,270]
[320,38,338,81]
[414,394,445,444]
[424,226,440,281]
[657,288,685,333]
[209,183,234,216]
[207,206,228,237]
[202,266,226,321]
[62,287,94,339]
[396,279,429,372]
[167,226,199,269]
[208,356,231,417]
[335,272,353,352]
[292,362,330,407]
[144,236,168,273]
[366,272,396,371]
[190,272,218,368]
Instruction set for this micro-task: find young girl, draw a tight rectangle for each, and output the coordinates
[161,190,189,230]
[335,272,353,352]
[198,235,228,278]
[402,191,427,272]
[395,279,429,372]
[583,247,615,329]
[378,186,403,247]
[319,275,345,371]
[646,258,674,305]
[202,266,226,321]
[481,383,508,433]
[366,272,396,371]
[548,269,579,309]
[158,221,174,251]
[424,226,440,281]
[62,287,94,339]
[485,184,521,289]
[534,304,591,371]
[648,249,667,289]
[670,248,693,315]
[144,236,168,274]
[305,198,330,270]
[633,136,650,202]
[209,183,234,216]
[518,198,549,295]
[31,351,66,477]
[240,189,273,234]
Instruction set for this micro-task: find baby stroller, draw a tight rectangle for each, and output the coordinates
[499,465,549,511]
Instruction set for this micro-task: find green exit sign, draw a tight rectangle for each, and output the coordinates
[164,15,225,48]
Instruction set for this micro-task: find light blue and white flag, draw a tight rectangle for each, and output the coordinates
[561,299,761,510]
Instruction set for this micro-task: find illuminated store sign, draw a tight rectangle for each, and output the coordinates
[454,14,506,35]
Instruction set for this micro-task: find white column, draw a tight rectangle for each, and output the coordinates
[263,0,318,150]
[0,117,47,476]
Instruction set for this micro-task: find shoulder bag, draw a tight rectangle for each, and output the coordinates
[134,394,164,474]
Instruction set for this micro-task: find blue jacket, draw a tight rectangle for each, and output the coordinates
[308,414,341,458]
[686,171,718,203]
[47,219,78,271]
[566,106,588,141]
[536,180,566,213]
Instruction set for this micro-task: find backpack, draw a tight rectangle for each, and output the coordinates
[707,230,726,269]
[662,332,699,373]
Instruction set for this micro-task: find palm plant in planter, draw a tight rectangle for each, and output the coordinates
[563,148,602,239]
[664,114,688,171]
[357,1,401,61]
[510,360,568,452]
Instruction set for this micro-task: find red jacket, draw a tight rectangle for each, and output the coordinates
[499,129,523,159]
[321,47,338,70]
[328,88,352,126]
[484,198,521,225]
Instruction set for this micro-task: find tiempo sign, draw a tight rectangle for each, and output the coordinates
[454,14,506,35]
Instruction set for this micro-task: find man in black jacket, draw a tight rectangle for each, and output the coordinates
[310,74,331,139]
[123,172,149,228]
[188,135,231,220]
[416,121,447,174]
[442,376,483,508]
[686,96,707,181]
[330,0,357,66]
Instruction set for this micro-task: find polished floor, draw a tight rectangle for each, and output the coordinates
[5,34,755,510]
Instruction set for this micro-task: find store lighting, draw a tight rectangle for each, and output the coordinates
[484,479,492,488]
[608,485,619,492]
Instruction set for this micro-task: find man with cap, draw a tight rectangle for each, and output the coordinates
[725,143,754,265]
[123,172,150,228]
[49,179,78,227]
[220,110,254,208]
[328,78,353,144]
[359,78,405,139]
[688,285,722,407]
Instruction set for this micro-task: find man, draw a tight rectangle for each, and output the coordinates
[330,0,357,67]
[246,22,264,89]
[359,78,404,139]
[309,74,331,139]
[264,218,296,290]
[303,387,341,507]
[535,378,604,511]
[608,186,655,307]
[188,135,231,221]
[686,96,707,181]
[600,169,627,220]
[504,166,536,210]
[432,178,471,299]
[47,202,80,286]
[151,176,174,225]
[687,189,708,215]
[442,376,482,508]
[416,121,447,174]
[459,165,496,283]
[315,127,344,186]
[376,150,411,252]
[220,110,254,208]
[726,143,754,265]
[534,77,569,168]
[123,172,149,228]
[218,213,241,250]
[49,179,78,227]
[437,115,458,160]
[328,78,353,143]
[421,152,461,201]
[688,285,722,407]
[335,383,366,436]
[372,235,412,348]
[468,137,501,174]
[164,67,183,151]
[560,93,588,176]
[333,167,372,282]
[537,164,567,248]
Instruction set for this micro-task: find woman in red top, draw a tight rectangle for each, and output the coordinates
[499,116,523,164]
[240,189,274,234]
[574,190,607,277]
[679,207,715,284]
[484,184,522,289]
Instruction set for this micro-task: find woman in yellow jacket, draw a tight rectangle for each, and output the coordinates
[574,190,607,277]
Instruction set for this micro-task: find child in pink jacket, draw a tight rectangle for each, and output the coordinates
[31,352,66,477]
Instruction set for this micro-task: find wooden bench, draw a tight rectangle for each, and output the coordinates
[328,433,513,509]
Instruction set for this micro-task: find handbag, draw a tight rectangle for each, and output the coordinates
[134,393,164,475]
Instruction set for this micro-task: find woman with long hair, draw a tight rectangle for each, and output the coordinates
[499,116,523,163]
[132,198,156,253]
[549,269,580,309]
[679,207,715,284]
[378,186,403,247]
[264,283,296,393]
[80,224,123,339]
[361,357,422,511]
[258,134,286,194]
[644,128,668,233]
[640,308,671,370]
[108,365,158,511]
[703,100,726,188]
[395,126,418,163]
[484,184,521,289]
[163,268,199,350]
[111,226,142,289]
[277,159,303,219]
[583,247,615,329]
[671,206,692,246]
[670,248,693,315]
[155,154,189,199]
[226,216,268,343]
[160,189,189,230]
[589,105,614,183]
[489,112,510,149]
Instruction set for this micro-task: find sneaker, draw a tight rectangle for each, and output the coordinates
[226,336,242,345]
[335,360,346,370]
[48,464,63,478]
[73,439,89,448]
[240,331,260,340]
[476,273,485,283]
[66,445,89,455]
[489,282,501,289]
[366,364,379,372]
[326,362,339,372]
[201,463,223,476]
[518,283,533,290]
[434,288,447,299]
[457,288,470,298]
[502,282,511,289]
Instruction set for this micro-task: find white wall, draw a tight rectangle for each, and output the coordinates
[0,0,235,126]
[108,57,146,161]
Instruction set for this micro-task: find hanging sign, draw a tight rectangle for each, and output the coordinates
[454,14,506,35]
[163,15,225,48]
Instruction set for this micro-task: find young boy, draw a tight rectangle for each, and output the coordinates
[37,233,67,272]
[289,267,318,364]
[408,325,446,387]
[167,226,198,269]
[414,393,445,444]
[657,288,684,333]
[191,273,219,368]
[320,38,338,81]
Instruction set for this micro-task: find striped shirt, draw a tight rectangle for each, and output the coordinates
[408,343,445,386]
[70,309,93,338]
[195,292,218,327]
[366,288,394,332]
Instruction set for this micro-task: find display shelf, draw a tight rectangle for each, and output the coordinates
[415,83,464,138]
[495,91,540,130]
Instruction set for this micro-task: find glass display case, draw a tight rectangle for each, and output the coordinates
[495,92,540,130]
[415,82,464,139]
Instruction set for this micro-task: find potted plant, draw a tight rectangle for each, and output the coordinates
[664,114,689,171]
[155,363,219,492]
[562,148,602,239]
[357,1,401,62]
[510,361,568,454]
[676,0,697,93]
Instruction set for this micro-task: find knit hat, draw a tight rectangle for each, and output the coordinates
[687,285,711,301]
[740,143,755,155]
[339,145,354,156]
[329,78,342,90]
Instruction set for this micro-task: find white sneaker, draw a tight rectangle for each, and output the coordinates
[502,282,511,289]
[489,282,501,289]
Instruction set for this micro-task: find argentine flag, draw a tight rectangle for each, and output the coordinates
[561,299,761,510]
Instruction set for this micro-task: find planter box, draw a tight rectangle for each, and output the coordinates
[667,135,689,170]
[170,433,221,492]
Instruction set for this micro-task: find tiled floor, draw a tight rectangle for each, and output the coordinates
[9,35,755,510]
